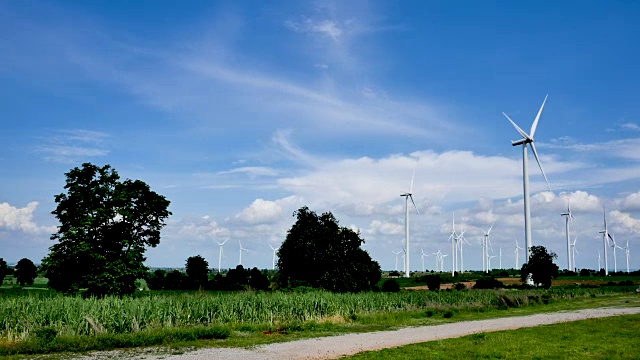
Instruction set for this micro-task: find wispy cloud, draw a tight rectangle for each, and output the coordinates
[36,129,110,164]
[216,167,279,177]
[285,17,345,41]
[621,123,640,131]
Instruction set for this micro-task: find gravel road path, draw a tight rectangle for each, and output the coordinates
[80,306,640,360]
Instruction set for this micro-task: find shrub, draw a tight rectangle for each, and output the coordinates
[381,279,400,292]
[473,278,504,289]
[424,275,441,291]
[453,282,467,291]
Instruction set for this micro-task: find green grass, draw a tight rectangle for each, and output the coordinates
[345,313,640,359]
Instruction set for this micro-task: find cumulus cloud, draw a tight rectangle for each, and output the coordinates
[609,211,640,235]
[0,201,54,234]
[174,216,231,240]
[232,196,300,225]
[367,219,403,235]
[618,192,640,211]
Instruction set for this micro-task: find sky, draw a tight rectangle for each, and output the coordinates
[1,1,640,272]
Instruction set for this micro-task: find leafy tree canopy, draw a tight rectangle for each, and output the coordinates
[0,258,8,286]
[41,163,171,296]
[185,255,209,290]
[15,258,38,286]
[277,206,381,292]
[520,245,559,289]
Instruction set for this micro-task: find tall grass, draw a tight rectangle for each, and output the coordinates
[1,285,634,343]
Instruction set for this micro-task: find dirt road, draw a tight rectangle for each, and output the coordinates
[79,306,640,360]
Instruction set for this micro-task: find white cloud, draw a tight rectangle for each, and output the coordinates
[232,196,300,225]
[621,123,640,131]
[36,129,110,164]
[285,17,344,41]
[0,201,54,234]
[174,216,231,240]
[216,167,279,177]
[618,192,640,211]
[367,219,403,235]
[609,211,640,235]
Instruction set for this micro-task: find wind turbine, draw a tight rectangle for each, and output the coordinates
[400,168,420,278]
[482,224,494,273]
[488,255,497,271]
[611,235,623,273]
[499,248,502,270]
[599,207,613,275]
[448,214,458,276]
[458,229,470,273]
[597,250,601,271]
[269,243,279,270]
[514,239,523,269]
[433,251,441,272]
[420,247,428,272]
[238,241,248,266]
[393,250,402,272]
[625,239,630,273]
[440,254,448,272]
[560,197,575,271]
[216,239,228,273]
[503,96,551,276]
[571,235,579,272]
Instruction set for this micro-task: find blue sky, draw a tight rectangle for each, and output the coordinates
[1,1,640,272]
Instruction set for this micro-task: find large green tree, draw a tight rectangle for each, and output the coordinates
[520,245,559,288]
[41,163,171,296]
[277,206,381,292]
[14,258,38,286]
[0,258,8,286]
[185,255,209,289]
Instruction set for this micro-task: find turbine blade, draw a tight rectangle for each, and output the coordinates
[409,195,420,214]
[530,95,548,138]
[530,142,551,191]
[503,112,531,140]
[410,166,416,193]
[487,223,494,235]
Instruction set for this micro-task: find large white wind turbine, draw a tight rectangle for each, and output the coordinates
[238,241,248,266]
[599,207,613,275]
[400,169,419,278]
[611,235,623,273]
[560,198,575,271]
[503,96,551,273]
[269,243,279,270]
[216,239,228,273]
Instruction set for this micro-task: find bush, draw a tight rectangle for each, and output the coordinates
[473,278,504,289]
[424,275,441,291]
[381,279,400,292]
[453,282,467,290]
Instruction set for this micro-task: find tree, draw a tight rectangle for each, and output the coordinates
[41,163,171,297]
[248,267,270,291]
[164,270,187,290]
[0,258,8,286]
[277,206,381,292]
[185,255,209,290]
[520,246,559,288]
[15,258,38,286]
[146,269,166,290]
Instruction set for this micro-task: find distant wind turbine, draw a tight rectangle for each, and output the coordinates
[393,250,402,272]
[269,243,279,270]
[515,239,523,270]
[400,168,420,277]
[611,234,623,273]
[597,250,601,271]
[440,254,448,272]
[458,228,469,273]
[238,241,248,266]
[216,239,228,273]
[482,224,494,273]
[625,239,630,273]
[503,96,551,282]
[499,248,502,270]
[560,197,575,271]
[599,207,613,275]
[449,214,458,276]
[420,247,428,272]
[488,255,497,271]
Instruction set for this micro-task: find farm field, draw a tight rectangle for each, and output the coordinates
[345,313,640,359]
[1,282,639,357]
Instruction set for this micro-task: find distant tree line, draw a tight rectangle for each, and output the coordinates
[146,262,270,291]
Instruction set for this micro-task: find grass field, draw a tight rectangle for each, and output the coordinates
[345,313,640,359]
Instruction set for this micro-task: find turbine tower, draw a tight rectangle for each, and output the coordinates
[597,250,601,271]
[269,243,279,270]
[458,229,469,273]
[503,96,551,273]
[499,248,502,270]
[440,254,448,272]
[611,235,623,273]
[560,197,575,271]
[216,239,228,273]
[400,169,419,278]
[448,214,458,276]
[599,207,613,275]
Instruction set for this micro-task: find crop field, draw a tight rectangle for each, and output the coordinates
[1,285,636,344]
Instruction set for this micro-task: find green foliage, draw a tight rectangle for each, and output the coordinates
[0,258,7,286]
[277,206,381,292]
[14,258,38,286]
[41,163,171,297]
[185,255,209,289]
[164,270,187,290]
[146,269,166,290]
[453,282,467,290]
[520,246,559,288]
[422,275,442,291]
[381,279,400,292]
